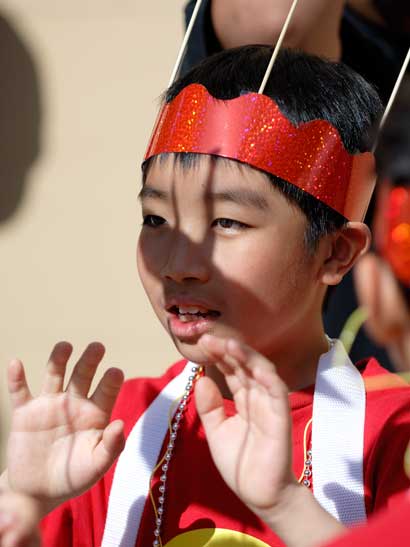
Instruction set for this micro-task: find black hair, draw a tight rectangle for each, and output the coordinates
[372,0,410,33]
[376,75,410,184]
[145,46,383,251]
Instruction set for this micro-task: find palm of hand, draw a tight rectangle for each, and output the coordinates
[7,342,125,507]
[196,336,294,514]
[206,383,291,511]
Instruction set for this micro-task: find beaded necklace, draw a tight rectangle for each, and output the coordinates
[149,365,313,547]
[298,418,313,487]
[150,364,202,547]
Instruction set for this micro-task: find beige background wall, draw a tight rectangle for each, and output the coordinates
[0,1,185,463]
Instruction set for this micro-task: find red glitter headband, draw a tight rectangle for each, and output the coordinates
[144,84,375,221]
[374,182,410,287]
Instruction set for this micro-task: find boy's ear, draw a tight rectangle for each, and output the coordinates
[320,222,371,286]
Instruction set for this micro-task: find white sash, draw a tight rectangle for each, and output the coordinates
[102,341,366,545]
[312,339,367,524]
[101,361,194,547]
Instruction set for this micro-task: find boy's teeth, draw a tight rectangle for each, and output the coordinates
[179,306,201,314]
[179,314,194,322]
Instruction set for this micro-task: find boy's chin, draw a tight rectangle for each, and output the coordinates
[173,338,212,366]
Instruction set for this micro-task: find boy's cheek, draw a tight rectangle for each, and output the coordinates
[137,234,165,279]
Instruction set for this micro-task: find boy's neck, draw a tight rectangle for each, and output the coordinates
[205,329,330,398]
[269,330,330,392]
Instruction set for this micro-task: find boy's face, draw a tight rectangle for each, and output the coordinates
[137,155,324,364]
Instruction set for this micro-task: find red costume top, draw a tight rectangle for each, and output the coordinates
[321,490,410,547]
[41,357,410,547]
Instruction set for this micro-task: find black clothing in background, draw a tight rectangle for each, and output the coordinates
[341,7,410,104]
[181,0,410,369]
[182,2,409,104]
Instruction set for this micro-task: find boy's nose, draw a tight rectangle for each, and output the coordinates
[162,238,210,284]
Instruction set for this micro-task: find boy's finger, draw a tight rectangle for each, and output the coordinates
[90,367,124,415]
[227,338,277,378]
[66,342,105,397]
[213,358,251,399]
[200,335,250,384]
[195,376,226,435]
[93,420,125,476]
[212,338,263,389]
[7,360,32,409]
[198,334,227,358]
[198,335,239,383]
[41,341,73,394]
[201,334,274,379]
[250,367,290,438]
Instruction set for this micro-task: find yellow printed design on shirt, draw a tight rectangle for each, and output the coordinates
[164,528,271,546]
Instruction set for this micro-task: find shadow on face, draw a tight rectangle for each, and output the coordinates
[137,153,325,366]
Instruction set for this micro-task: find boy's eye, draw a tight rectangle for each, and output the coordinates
[212,218,248,230]
[142,215,166,228]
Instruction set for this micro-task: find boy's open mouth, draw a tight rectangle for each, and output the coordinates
[168,305,220,323]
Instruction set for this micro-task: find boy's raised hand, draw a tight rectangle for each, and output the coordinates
[6,342,125,514]
[195,335,344,547]
[195,334,296,515]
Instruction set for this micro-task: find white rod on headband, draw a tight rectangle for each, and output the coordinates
[168,0,204,87]
[258,0,300,94]
[375,46,410,145]
[362,47,410,219]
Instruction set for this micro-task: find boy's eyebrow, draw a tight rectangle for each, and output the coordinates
[139,185,269,210]
[138,186,167,201]
[209,189,269,210]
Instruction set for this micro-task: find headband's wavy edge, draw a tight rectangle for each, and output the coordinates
[143,83,376,221]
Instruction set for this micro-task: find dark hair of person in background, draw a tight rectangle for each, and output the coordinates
[371,74,410,307]
[373,0,410,33]
[0,15,42,223]
[376,75,410,184]
[342,0,410,105]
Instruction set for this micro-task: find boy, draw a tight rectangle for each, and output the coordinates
[3,46,410,547]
